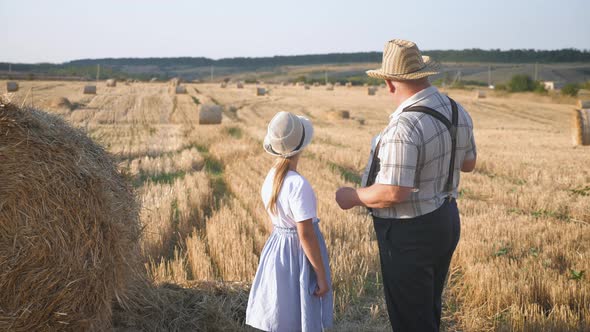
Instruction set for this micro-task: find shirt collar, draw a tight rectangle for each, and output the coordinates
[390,86,439,119]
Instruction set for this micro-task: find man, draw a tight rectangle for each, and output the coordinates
[335,39,477,331]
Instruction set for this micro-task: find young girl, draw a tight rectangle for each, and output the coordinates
[246,112,333,332]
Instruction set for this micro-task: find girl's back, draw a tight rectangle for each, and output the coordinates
[261,169,318,228]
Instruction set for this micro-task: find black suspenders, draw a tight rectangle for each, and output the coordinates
[402,97,459,195]
[367,96,459,199]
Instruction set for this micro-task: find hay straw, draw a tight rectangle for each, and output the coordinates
[50,97,73,110]
[326,110,350,120]
[0,99,141,331]
[199,104,223,125]
[572,108,590,146]
[112,280,248,331]
[577,100,590,109]
[6,81,18,92]
[83,85,97,94]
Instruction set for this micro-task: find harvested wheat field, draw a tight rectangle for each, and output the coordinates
[2,80,589,331]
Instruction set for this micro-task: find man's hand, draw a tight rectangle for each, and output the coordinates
[335,187,360,210]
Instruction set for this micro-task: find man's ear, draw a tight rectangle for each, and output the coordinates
[386,80,395,93]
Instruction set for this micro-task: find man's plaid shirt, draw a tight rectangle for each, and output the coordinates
[362,86,476,219]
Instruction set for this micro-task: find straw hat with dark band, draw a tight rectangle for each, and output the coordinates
[264,112,314,158]
[367,39,440,81]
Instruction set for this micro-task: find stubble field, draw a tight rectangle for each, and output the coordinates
[3,79,589,331]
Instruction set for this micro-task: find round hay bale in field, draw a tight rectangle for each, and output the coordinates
[50,96,73,110]
[174,85,186,95]
[576,100,590,109]
[572,108,590,146]
[106,79,117,87]
[199,104,223,125]
[304,85,310,90]
[345,82,352,88]
[327,110,350,120]
[169,77,181,87]
[326,84,334,91]
[474,90,486,99]
[236,82,244,89]
[83,85,97,94]
[368,87,377,96]
[220,82,227,88]
[0,100,141,331]
[256,87,266,96]
[6,81,19,92]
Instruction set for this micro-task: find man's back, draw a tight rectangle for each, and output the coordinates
[373,86,476,218]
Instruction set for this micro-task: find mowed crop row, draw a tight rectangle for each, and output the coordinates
[3,80,588,331]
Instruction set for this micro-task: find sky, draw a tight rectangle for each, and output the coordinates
[1,0,589,64]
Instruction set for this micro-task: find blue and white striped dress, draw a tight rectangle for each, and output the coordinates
[246,170,333,332]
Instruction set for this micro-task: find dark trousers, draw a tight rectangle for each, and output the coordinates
[373,199,461,332]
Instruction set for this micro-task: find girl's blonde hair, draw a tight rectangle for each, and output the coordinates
[267,157,292,215]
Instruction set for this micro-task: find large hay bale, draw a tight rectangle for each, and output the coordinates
[236,82,244,89]
[0,100,141,331]
[573,108,590,146]
[256,87,266,96]
[220,82,227,88]
[83,85,97,94]
[106,79,117,87]
[326,110,350,120]
[304,85,310,90]
[199,104,223,125]
[326,84,334,91]
[345,82,352,88]
[475,90,486,99]
[368,87,377,96]
[50,96,73,110]
[577,100,590,109]
[169,77,181,87]
[6,81,18,92]
[172,85,187,94]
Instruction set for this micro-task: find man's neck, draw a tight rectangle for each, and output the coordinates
[394,83,432,108]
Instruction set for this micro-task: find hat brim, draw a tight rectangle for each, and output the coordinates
[263,115,314,157]
[366,56,440,81]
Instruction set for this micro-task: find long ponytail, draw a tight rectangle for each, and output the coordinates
[268,157,291,215]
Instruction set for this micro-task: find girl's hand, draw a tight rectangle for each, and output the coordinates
[314,276,330,297]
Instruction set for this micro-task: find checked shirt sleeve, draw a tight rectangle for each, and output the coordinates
[375,117,421,188]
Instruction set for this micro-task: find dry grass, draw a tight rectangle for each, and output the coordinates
[2,80,588,331]
[0,100,141,331]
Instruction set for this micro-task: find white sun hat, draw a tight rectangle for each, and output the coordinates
[263,111,314,158]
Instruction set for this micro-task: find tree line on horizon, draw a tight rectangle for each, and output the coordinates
[1,49,589,82]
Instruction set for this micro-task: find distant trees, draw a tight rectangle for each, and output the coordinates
[561,84,580,97]
[561,81,590,97]
[503,74,546,94]
[3,48,589,81]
